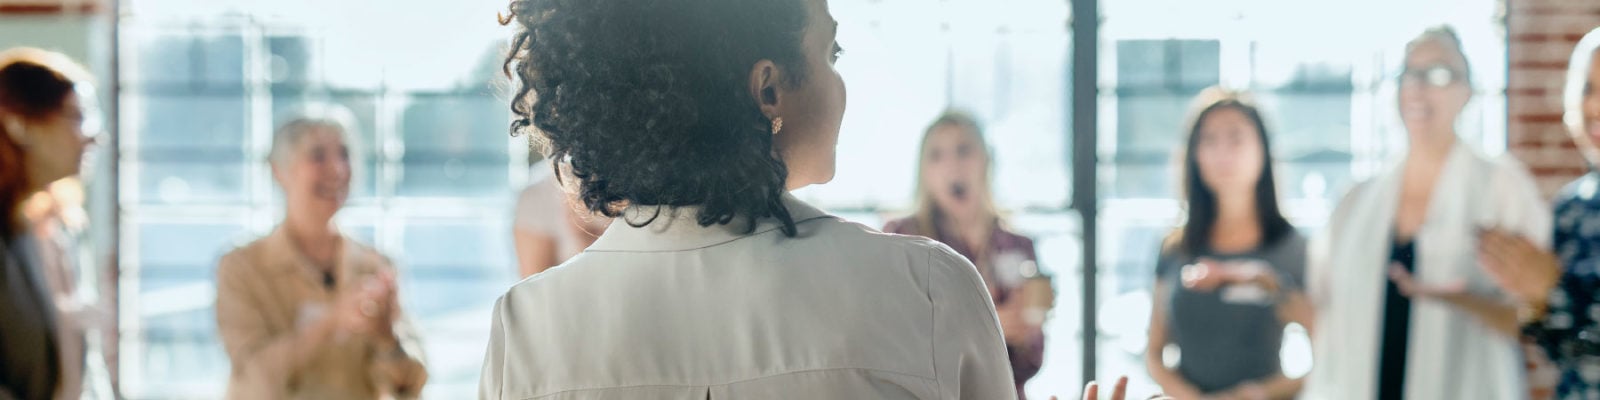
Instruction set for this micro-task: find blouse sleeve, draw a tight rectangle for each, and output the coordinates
[479,296,510,399]
[1525,194,1600,367]
[928,244,1018,399]
[214,251,306,398]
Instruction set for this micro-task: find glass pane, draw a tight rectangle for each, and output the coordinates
[395,93,512,197]
[1255,92,1353,159]
[126,221,244,398]
[132,158,248,205]
[264,32,317,87]
[394,219,510,397]
[126,29,248,88]
[798,0,1070,210]
[128,93,249,150]
[124,91,251,205]
[1277,159,1352,203]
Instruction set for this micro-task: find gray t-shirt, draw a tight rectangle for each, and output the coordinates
[1154,231,1307,393]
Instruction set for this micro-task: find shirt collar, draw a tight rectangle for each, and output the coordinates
[261,225,353,282]
[587,193,833,253]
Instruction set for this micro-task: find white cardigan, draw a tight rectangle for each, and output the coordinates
[1304,143,1551,400]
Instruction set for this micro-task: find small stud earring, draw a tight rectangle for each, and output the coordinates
[770,117,784,135]
[3,119,24,145]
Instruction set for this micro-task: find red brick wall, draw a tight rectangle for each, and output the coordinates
[0,1,103,15]
[1508,3,1600,398]
[1508,0,1600,197]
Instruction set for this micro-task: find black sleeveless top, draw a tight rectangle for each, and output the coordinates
[1378,238,1417,400]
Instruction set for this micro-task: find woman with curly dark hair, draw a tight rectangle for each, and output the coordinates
[479,0,1023,398]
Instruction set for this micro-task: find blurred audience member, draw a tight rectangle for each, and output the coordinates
[1478,26,1600,399]
[882,110,1053,399]
[215,111,427,399]
[1304,26,1550,399]
[22,177,115,400]
[1144,88,1313,400]
[512,162,609,278]
[0,47,97,400]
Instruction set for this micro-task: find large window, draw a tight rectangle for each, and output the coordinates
[117,0,1075,397]
[1093,0,1507,394]
[107,0,1511,398]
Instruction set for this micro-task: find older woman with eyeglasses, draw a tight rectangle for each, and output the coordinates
[1303,26,1551,400]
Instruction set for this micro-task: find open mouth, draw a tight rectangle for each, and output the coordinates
[950,182,969,201]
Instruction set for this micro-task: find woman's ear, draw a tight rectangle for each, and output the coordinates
[3,115,25,144]
[747,60,785,121]
[269,159,286,189]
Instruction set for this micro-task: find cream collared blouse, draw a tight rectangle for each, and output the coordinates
[215,228,427,399]
[479,195,1016,400]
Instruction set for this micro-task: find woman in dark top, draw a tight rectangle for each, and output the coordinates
[882,110,1053,399]
[1143,87,1314,400]
[0,47,96,400]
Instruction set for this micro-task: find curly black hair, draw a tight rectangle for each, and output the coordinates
[501,0,812,236]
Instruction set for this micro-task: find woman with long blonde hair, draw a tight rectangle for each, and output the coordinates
[883,110,1052,399]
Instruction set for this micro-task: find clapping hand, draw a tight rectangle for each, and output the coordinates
[335,270,399,339]
[1181,259,1280,294]
[1477,228,1560,304]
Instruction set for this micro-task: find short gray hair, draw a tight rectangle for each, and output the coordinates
[269,104,360,168]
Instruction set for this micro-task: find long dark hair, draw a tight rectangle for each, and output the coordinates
[1171,87,1294,256]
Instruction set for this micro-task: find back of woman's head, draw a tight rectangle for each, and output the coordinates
[0,47,90,232]
[501,0,811,235]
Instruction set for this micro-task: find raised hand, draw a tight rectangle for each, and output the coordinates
[1181,259,1279,294]
[1477,229,1559,304]
[1081,376,1127,400]
[1387,264,1469,301]
[335,270,398,338]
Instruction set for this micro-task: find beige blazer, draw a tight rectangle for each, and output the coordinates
[216,228,427,399]
[479,195,1016,400]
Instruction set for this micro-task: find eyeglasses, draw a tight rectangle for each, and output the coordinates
[1399,65,1465,88]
